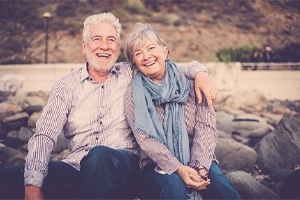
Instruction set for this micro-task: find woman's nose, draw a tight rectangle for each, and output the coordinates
[142,52,151,61]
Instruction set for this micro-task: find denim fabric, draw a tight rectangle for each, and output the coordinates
[200,161,241,199]
[0,146,140,199]
[0,161,78,199]
[77,145,140,199]
[140,161,241,200]
[140,164,190,199]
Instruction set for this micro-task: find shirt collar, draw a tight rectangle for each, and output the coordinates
[80,62,121,82]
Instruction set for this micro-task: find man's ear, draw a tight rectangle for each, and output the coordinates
[118,47,121,56]
[82,41,86,54]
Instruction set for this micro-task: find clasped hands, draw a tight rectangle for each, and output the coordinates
[176,165,210,191]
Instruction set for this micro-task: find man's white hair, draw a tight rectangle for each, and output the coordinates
[82,12,121,44]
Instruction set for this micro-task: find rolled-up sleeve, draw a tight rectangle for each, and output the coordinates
[24,81,69,187]
[190,103,217,170]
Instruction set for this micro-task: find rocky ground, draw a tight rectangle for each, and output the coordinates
[0,89,299,199]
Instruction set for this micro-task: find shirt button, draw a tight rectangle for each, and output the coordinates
[100,121,102,125]
[96,137,99,140]
[101,85,104,89]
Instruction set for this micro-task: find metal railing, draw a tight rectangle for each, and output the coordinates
[241,62,300,70]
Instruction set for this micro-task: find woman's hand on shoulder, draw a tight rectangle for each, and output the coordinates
[194,71,218,106]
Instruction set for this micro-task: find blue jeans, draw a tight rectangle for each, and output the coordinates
[140,161,241,199]
[0,145,139,199]
[77,145,140,199]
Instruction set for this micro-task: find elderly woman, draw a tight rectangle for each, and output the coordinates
[124,23,241,199]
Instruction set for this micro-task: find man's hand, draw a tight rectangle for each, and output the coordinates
[176,166,210,190]
[194,71,218,106]
[25,185,44,200]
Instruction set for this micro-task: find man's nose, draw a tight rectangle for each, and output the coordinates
[99,40,109,50]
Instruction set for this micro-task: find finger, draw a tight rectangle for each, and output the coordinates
[195,180,211,190]
[203,89,213,106]
[190,173,201,182]
[210,88,218,103]
[195,87,203,105]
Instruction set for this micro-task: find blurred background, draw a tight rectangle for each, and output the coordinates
[0,0,300,64]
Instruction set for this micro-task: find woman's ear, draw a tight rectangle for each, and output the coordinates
[164,46,169,59]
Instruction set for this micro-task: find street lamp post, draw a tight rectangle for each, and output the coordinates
[43,12,52,64]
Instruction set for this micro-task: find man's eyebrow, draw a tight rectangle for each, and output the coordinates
[91,35,116,39]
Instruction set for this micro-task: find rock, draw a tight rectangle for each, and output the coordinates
[255,114,300,174]
[222,89,267,112]
[52,132,70,154]
[51,149,70,161]
[280,169,300,199]
[217,112,271,138]
[270,169,295,182]
[23,96,46,108]
[23,105,43,115]
[2,112,29,131]
[226,171,280,199]
[0,145,24,167]
[17,127,33,143]
[215,138,257,173]
[27,111,42,127]
[248,126,273,138]
[0,124,8,139]
[217,130,231,139]
[5,154,26,166]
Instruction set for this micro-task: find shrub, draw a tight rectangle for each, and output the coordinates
[216,46,261,62]
[166,13,181,26]
[216,43,300,62]
[124,0,145,13]
[273,42,300,62]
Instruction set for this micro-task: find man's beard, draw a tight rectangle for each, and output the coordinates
[85,50,117,73]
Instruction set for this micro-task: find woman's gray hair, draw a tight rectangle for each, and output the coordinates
[124,23,167,63]
[82,12,121,44]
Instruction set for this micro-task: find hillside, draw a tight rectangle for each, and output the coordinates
[1,0,300,64]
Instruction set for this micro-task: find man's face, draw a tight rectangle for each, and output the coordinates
[82,22,120,73]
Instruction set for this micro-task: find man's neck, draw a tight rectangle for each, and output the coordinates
[88,68,110,83]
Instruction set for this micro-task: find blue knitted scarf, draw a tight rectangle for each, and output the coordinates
[133,59,191,165]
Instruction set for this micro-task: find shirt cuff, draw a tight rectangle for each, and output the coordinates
[187,61,209,79]
[24,171,44,188]
[189,159,211,172]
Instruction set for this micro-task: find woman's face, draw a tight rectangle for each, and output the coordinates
[133,39,168,83]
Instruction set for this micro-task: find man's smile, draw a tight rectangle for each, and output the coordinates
[96,53,110,58]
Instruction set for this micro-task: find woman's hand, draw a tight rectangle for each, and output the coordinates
[176,166,210,190]
[194,71,218,106]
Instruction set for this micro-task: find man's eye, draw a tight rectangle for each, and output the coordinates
[93,37,101,41]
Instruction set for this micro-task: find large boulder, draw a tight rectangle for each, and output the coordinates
[255,114,300,174]
[215,138,257,173]
[226,171,280,199]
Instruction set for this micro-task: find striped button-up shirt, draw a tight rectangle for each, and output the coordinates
[24,61,206,187]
